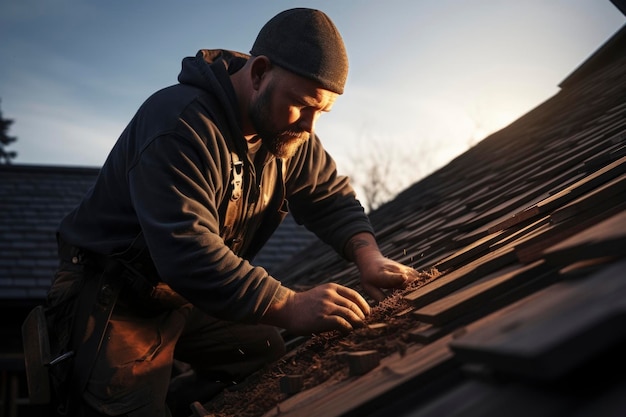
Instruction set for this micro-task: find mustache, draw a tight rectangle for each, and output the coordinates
[280,130,309,140]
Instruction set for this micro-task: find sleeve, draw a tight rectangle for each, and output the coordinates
[285,133,375,258]
[127,127,282,323]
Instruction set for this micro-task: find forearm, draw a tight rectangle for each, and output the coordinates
[344,232,384,266]
[260,286,296,329]
[345,232,418,302]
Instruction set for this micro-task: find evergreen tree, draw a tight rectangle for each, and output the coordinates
[0,99,17,164]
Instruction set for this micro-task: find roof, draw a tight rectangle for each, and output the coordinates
[0,165,99,301]
[254,215,317,275]
[0,165,316,301]
[200,23,626,417]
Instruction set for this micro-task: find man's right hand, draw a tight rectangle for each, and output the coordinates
[261,284,371,335]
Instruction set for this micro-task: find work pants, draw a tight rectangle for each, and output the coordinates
[46,241,285,417]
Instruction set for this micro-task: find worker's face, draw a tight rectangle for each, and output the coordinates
[250,66,338,159]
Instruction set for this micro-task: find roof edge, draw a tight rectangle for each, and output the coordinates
[0,163,100,175]
[558,23,626,89]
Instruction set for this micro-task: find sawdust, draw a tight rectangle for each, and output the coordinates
[202,268,440,417]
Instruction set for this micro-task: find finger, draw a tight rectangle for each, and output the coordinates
[348,301,368,322]
[324,312,355,334]
[334,299,366,320]
[335,286,371,316]
[365,270,405,290]
[317,306,355,334]
[378,266,419,288]
[401,266,421,281]
[333,305,366,329]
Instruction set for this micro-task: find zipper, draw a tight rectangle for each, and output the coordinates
[229,154,277,256]
[229,157,261,255]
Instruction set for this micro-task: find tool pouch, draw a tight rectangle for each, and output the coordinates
[21,237,105,413]
[21,305,52,404]
[21,261,85,411]
[21,233,183,411]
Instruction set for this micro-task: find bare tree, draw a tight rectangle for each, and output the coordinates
[351,142,393,212]
[346,138,422,213]
[0,99,18,164]
[345,112,489,213]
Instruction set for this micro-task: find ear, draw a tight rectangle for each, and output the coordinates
[250,56,272,91]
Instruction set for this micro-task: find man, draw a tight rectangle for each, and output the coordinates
[44,8,419,417]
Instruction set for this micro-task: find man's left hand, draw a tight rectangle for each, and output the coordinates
[358,253,420,302]
[346,232,419,302]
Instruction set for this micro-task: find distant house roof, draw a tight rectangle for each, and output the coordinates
[0,165,98,301]
[207,23,626,417]
[253,215,317,275]
[0,164,316,302]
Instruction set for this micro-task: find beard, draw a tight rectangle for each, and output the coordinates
[249,83,309,159]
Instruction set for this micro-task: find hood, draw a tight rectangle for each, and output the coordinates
[178,49,248,90]
[178,49,249,155]
[178,49,248,114]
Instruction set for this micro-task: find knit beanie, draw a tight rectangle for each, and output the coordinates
[250,8,349,94]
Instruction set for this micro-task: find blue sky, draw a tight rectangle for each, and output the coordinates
[1,1,624,188]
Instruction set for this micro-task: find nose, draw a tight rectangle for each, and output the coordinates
[298,109,321,133]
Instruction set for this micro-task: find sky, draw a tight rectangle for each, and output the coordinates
[1,1,624,192]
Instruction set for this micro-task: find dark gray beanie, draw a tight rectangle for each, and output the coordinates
[250,8,349,94]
